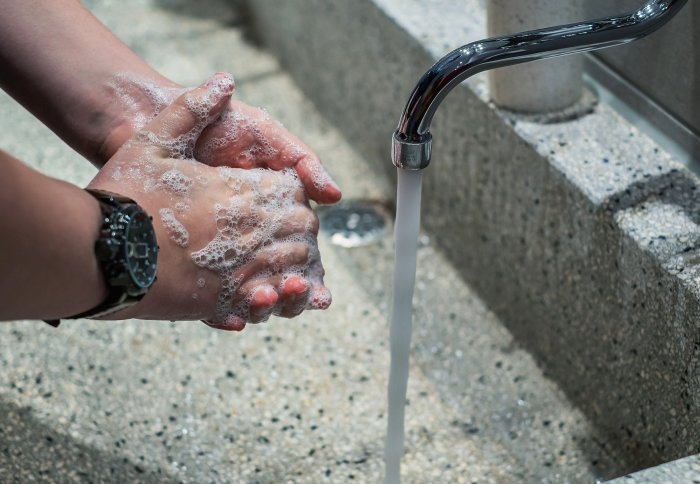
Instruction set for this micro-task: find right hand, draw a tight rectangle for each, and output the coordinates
[89,73,331,330]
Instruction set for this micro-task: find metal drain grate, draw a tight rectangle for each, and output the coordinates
[318,200,391,248]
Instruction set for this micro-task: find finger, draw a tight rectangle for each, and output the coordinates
[195,102,341,204]
[273,206,319,239]
[307,285,332,310]
[294,155,342,205]
[259,123,341,205]
[205,282,282,329]
[305,258,332,310]
[198,132,258,169]
[201,313,246,332]
[141,72,235,158]
[248,284,279,323]
[233,242,310,284]
[277,275,311,318]
[194,107,259,167]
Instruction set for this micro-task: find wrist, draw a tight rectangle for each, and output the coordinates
[42,181,110,318]
[94,74,183,165]
[0,153,109,320]
[47,188,161,323]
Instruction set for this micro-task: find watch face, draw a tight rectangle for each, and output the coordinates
[124,209,159,289]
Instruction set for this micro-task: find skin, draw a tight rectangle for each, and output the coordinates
[0,152,106,320]
[0,0,340,327]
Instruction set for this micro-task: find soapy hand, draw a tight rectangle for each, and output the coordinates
[90,73,331,330]
[102,74,342,205]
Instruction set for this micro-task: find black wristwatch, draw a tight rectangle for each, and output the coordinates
[44,189,159,327]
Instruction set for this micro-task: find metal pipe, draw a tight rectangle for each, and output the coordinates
[392,0,688,170]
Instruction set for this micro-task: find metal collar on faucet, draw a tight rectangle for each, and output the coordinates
[391,0,688,171]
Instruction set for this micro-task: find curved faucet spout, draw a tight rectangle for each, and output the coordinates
[392,0,688,170]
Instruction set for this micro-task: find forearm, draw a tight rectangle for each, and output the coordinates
[0,0,176,165]
[0,149,107,320]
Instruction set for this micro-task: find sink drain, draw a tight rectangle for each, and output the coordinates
[318,200,391,248]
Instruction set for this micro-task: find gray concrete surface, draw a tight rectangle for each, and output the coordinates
[249,0,700,477]
[0,0,623,482]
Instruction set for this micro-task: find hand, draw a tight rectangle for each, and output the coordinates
[90,73,331,330]
[101,74,342,205]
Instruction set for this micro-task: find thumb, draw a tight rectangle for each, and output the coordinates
[141,72,235,158]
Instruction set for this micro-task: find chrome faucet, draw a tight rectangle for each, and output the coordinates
[391,0,688,171]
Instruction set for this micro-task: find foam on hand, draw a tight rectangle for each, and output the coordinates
[106,73,330,328]
[160,169,194,197]
[159,208,190,248]
[196,107,280,169]
[190,168,317,325]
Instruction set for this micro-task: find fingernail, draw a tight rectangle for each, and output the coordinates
[308,286,332,310]
[224,313,247,331]
[327,178,341,195]
[204,72,235,95]
[283,276,309,296]
[317,172,341,202]
[202,316,246,332]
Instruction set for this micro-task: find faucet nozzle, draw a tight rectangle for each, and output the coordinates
[392,131,432,170]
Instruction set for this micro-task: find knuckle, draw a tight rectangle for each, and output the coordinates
[296,243,310,261]
[308,212,320,234]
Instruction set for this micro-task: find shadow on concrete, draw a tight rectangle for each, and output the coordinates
[153,0,267,58]
[0,398,177,482]
[154,0,248,27]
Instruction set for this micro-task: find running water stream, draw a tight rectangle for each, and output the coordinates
[385,169,423,484]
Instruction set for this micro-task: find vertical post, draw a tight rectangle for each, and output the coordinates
[487,0,584,113]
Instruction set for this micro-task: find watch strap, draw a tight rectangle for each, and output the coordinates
[43,189,157,327]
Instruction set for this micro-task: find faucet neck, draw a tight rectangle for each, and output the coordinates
[392,0,688,170]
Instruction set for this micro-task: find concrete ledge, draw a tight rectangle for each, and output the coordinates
[248,0,700,473]
[606,454,700,483]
